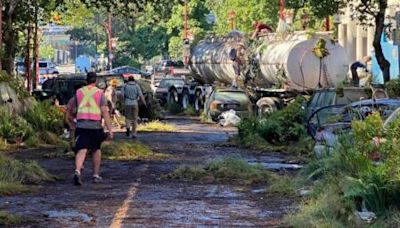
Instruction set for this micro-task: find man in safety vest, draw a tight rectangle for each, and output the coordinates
[66,72,113,186]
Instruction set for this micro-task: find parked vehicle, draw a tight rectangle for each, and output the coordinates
[307,98,400,153]
[38,60,59,85]
[33,73,156,119]
[154,60,190,77]
[305,86,388,120]
[186,31,350,115]
[204,88,253,121]
[110,66,151,79]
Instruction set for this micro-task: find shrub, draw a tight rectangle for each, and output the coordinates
[238,96,308,145]
[385,78,400,98]
[288,112,400,225]
[256,96,307,143]
[23,101,64,135]
[0,107,33,143]
[0,72,29,98]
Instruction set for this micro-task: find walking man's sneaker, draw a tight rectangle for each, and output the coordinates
[93,175,103,183]
[74,171,83,186]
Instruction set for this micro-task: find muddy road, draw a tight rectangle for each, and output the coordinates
[1,116,297,227]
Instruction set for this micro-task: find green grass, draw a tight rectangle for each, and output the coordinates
[200,111,214,124]
[268,174,300,197]
[0,154,53,184]
[182,105,198,116]
[0,211,25,226]
[0,182,30,195]
[102,140,169,160]
[168,156,273,185]
[224,135,314,159]
[284,188,353,228]
[166,102,182,114]
[137,120,177,132]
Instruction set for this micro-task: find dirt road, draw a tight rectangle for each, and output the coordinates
[0,117,297,227]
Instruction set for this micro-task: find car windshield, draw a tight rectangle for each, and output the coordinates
[214,91,249,102]
[159,79,184,88]
[384,108,400,127]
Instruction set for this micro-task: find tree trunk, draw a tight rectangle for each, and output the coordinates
[0,0,3,72]
[33,1,39,89]
[3,12,16,75]
[3,0,22,75]
[373,0,390,83]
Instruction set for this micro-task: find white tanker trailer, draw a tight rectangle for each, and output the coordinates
[187,31,349,114]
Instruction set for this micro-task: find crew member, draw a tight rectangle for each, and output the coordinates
[66,72,113,186]
[122,76,146,139]
[251,21,273,39]
[105,79,122,128]
[350,56,371,87]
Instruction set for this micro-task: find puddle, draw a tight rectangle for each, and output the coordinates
[249,162,303,170]
[44,210,92,222]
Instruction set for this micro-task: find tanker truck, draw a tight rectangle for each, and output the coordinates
[184,31,349,115]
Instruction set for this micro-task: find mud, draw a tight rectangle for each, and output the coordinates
[0,116,298,227]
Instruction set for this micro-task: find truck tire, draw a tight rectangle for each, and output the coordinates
[181,90,190,110]
[256,97,278,117]
[168,87,179,104]
[194,90,204,113]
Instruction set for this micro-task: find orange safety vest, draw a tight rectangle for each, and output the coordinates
[76,86,103,121]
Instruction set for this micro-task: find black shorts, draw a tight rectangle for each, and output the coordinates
[75,128,106,151]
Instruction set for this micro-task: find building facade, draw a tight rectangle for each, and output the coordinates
[337,0,400,63]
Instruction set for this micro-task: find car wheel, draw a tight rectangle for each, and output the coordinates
[194,91,203,112]
[256,97,278,117]
[181,90,190,110]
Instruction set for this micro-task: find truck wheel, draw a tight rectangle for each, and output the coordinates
[168,88,179,104]
[256,97,278,117]
[194,91,203,113]
[181,90,190,110]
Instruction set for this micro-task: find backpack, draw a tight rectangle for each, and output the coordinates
[229,48,237,61]
[123,83,139,100]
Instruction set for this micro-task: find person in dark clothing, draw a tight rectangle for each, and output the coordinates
[350,56,371,87]
[251,21,273,39]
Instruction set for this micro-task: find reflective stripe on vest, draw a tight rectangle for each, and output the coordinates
[76,86,102,121]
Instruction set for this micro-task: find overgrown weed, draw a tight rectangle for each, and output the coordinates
[0,211,25,226]
[182,105,198,116]
[102,140,169,160]
[0,154,53,184]
[285,113,400,226]
[137,120,177,132]
[168,156,273,184]
[0,182,30,195]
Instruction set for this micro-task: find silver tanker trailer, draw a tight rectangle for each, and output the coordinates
[185,31,349,115]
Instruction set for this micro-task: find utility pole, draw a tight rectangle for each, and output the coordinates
[229,10,236,31]
[25,23,32,92]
